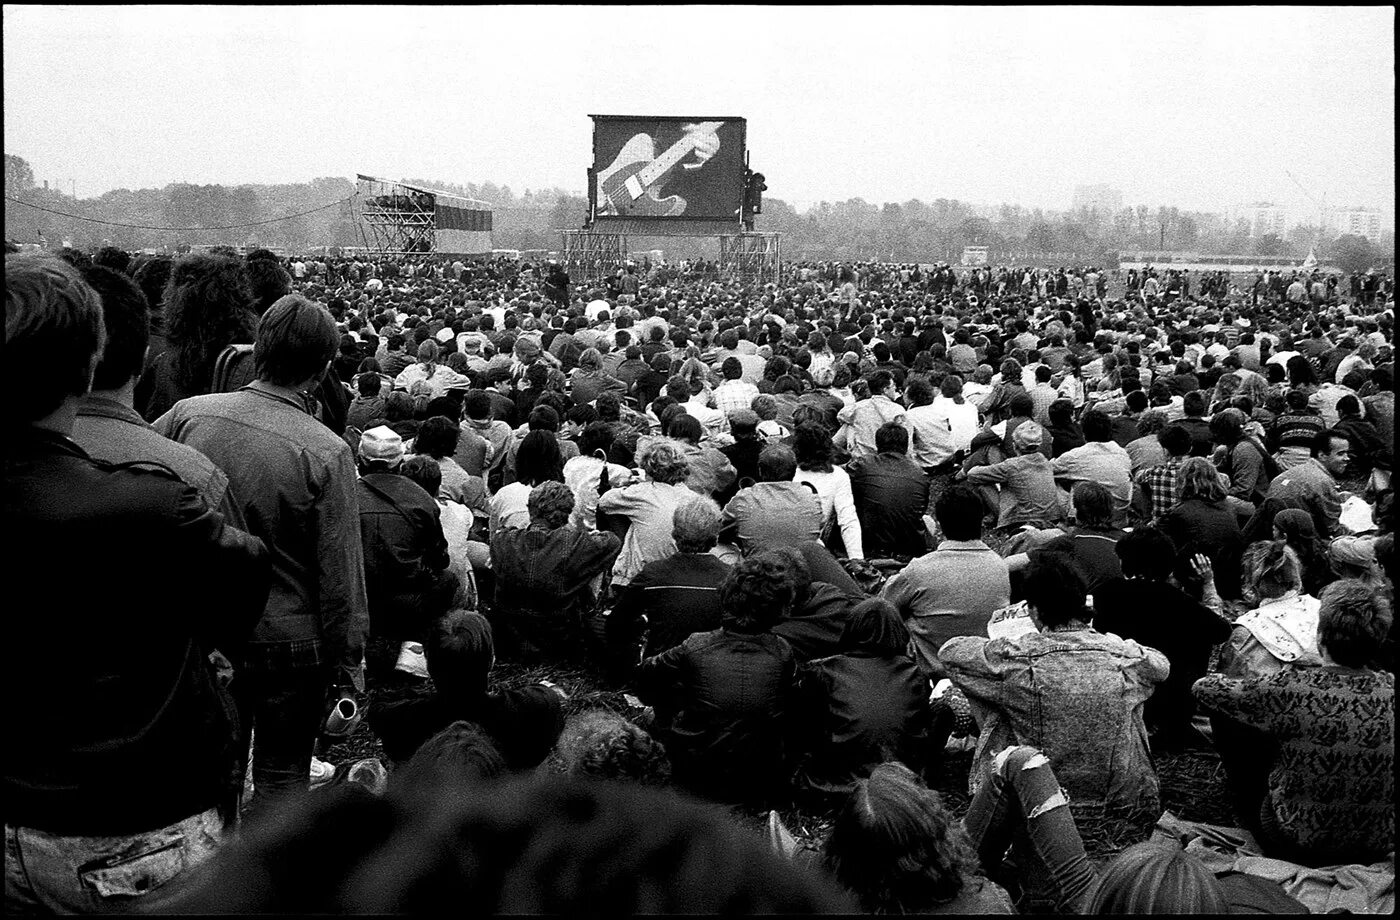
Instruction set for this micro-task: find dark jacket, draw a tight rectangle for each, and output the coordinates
[1093,579,1232,745]
[848,452,931,560]
[1333,415,1391,474]
[357,472,451,633]
[795,653,931,796]
[638,627,798,803]
[607,553,730,666]
[367,686,565,771]
[4,428,270,835]
[1172,418,1215,457]
[772,582,858,662]
[490,523,621,660]
[1162,497,1245,599]
[1048,421,1087,458]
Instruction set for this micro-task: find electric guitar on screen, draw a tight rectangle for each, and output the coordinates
[595,121,723,218]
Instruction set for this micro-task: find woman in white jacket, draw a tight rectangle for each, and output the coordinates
[792,421,864,560]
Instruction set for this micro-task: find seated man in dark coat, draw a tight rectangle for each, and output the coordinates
[847,422,931,560]
[367,611,566,771]
[637,553,801,804]
[490,481,621,662]
[767,546,859,662]
[356,426,458,676]
[793,599,936,802]
[607,496,731,676]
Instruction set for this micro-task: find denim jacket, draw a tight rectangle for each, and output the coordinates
[940,627,1169,819]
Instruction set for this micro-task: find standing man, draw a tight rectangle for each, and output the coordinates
[156,294,370,812]
[5,254,270,912]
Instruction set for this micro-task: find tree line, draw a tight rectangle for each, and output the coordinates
[4,154,1390,271]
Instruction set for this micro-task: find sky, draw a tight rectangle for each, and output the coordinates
[4,5,1394,224]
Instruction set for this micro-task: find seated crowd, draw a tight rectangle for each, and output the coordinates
[4,244,1394,914]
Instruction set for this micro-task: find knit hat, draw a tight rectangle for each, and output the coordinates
[359,425,405,463]
[1012,420,1045,450]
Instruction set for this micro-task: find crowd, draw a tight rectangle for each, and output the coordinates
[4,240,1395,914]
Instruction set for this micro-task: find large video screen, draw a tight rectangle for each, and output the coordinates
[591,115,746,222]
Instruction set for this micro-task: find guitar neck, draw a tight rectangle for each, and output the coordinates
[637,121,723,188]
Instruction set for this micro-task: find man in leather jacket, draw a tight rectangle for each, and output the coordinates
[4,253,271,913]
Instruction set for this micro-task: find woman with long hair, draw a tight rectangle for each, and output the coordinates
[136,252,257,420]
[569,347,626,405]
[488,430,564,538]
[792,421,863,560]
[1267,508,1334,598]
[1161,457,1244,599]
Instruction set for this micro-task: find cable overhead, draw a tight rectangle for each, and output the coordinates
[3,194,354,232]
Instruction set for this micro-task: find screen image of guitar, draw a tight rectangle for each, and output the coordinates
[595,121,724,218]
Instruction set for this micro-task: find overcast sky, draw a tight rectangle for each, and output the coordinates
[4,5,1393,222]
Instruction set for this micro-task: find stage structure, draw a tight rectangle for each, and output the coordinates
[565,115,778,283]
[354,175,493,256]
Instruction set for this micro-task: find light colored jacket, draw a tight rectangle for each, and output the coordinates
[941,627,1169,819]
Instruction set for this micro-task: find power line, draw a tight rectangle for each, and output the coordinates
[3,194,354,232]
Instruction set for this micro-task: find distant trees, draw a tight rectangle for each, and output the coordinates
[2,152,1391,268]
[1328,234,1378,275]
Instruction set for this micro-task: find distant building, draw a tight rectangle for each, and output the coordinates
[1234,203,1290,238]
[1073,184,1123,214]
[1324,207,1382,242]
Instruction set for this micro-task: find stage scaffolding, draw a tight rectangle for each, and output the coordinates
[562,228,781,284]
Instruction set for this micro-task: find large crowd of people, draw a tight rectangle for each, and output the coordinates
[4,240,1395,914]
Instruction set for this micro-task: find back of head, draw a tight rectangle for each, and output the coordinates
[1158,424,1192,457]
[821,762,975,913]
[82,264,150,391]
[844,598,910,657]
[390,720,506,792]
[163,252,257,391]
[729,407,760,439]
[1009,392,1035,419]
[1070,481,1114,529]
[875,421,909,455]
[426,610,495,700]
[554,710,671,785]
[1178,457,1225,503]
[672,496,721,553]
[518,431,565,487]
[1247,540,1302,602]
[1115,526,1176,581]
[1089,842,1228,914]
[1081,408,1113,442]
[246,256,293,313]
[667,412,703,443]
[935,484,984,541]
[5,252,106,423]
[400,454,442,498]
[719,553,796,632]
[757,442,799,482]
[1022,553,1088,628]
[637,437,690,485]
[414,415,461,459]
[255,295,338,387]
[1317,578,1391,668]
[161,774,854,914]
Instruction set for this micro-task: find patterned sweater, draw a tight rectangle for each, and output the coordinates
[1193,667,1394,862]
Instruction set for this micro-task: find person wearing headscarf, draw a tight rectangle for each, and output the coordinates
[792,600,936,802]
[1265,508,1335,598]
[366,611,566,771]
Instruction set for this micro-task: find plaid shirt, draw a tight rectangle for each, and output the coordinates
[1136,456,1184,521]
[711,379,760,418]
